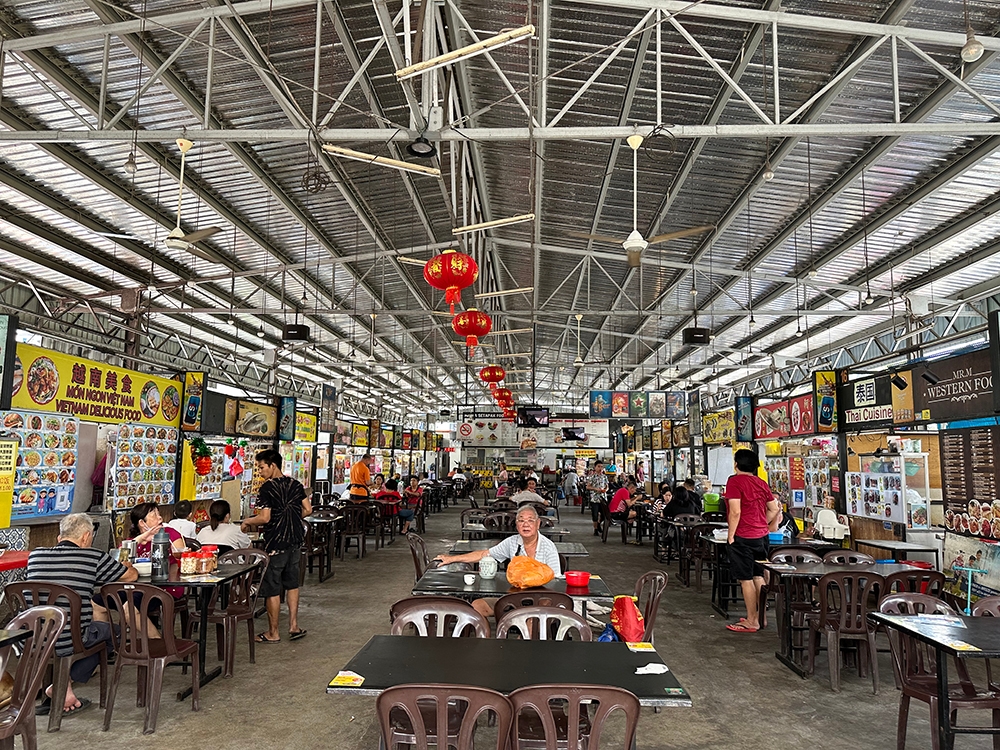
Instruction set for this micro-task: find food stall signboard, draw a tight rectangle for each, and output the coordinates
[914,349,992,423]
[295,412,318,443]
[789,394,815,436]
[813,370,838,433]
[735,396,753,442]
[320,384,337,433]
[13,344,182,427]
[702,409,734,445]
[278,396,296,442]
[688,390,701,436]
[236,400,277,437]
[754,401,789,439]
[181,372,204,431]
[0,316,18,412]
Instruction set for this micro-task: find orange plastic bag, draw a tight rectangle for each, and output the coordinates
[506,556,555,589]
[610,595,645,642]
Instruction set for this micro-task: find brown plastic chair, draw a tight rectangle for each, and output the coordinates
[678,523,716,592]
[101,583,199,734]
[5,581,109,732]
[823,550,876,565]
[0,606,66,750]
[758,549,823,630]
[389,595,472,624]
[807,571,884,693]
[883,570,945,598]
[340,505,367,559]
[377,684,513,750]
[701,511,726,523]
[881,593,957,617]
[633,571,667,643]
[460,508,488,527]
[496,606,593,641]
[880,596,1000,750]
[972,596,1000,692]
[493,592,574,624]
[363,502,387,549]
[492,499,517,512]
[202,550,268,677]
[483,512,518,533]
[390,598,490,638]
[509,684,640,750]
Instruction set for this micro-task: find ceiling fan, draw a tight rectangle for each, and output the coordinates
[570,135,714,267]
[163,138,223,262]
[572,314,610,367]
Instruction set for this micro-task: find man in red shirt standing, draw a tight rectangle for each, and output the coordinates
[724,449,780,633]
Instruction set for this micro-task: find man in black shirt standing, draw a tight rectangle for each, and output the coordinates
[241,449,312,643]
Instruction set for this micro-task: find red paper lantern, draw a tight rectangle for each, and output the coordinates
[424,249,479,314]
[479,364,506,390]
[493,387,514,407]
[194,456,213,476]
[452,309,492,356]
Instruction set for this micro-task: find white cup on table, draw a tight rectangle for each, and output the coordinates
[463,573,476,585]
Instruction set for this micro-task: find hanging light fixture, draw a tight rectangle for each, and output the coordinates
[123,152,138,174]
[256,326,266,338]
[961,0,985,62]
[406,136,437,159]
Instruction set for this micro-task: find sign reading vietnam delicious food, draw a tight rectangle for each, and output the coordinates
[11,344,182,427]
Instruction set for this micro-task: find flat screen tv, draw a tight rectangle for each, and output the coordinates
[561,426,586,441]
[516,407,549,427]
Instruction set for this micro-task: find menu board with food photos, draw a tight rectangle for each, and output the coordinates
[105,423,179,510]
[941,426,1000,538]
[5,410,77,519]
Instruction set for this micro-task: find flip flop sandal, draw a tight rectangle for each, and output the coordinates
[255,633,280,644]
[726,622,759,633]
[35,697,51,716]
[289,630,308,641]
[62,698,93,717]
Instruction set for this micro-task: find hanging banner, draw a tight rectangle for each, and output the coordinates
[180,372,204,431]
[350,423,369,447]
[672,422,690,448]
[754,401,789,439]
[789,394,815,436]
[0,316,18,412]
[588,391,612,418]
[380,428,393,448]
[401,431,412,450]
[294,411,318,443]
[666,392,687,420]
[735,396,753,442]
[320,384,337,433]
[813,370,838,433]
[368,419,381,449]
[224,398,238,434]
[611,391,630,418]
[277,396,296,442]
[891,370,915,424]
[688,390,701,436]
[702,409,735,445]
[333,420,353,446]
[661,420,672,448]
[651,430,662,450]
[628,392,648,418]
[236,400,277,437]
[648,391,666,419]
[11,344,182,427]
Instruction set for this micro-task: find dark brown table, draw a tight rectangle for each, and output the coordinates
[327,635,692,707]
[870,613,1000,750]
[139,562,257,699]
[762,561,913,677]
[854,538,940,569]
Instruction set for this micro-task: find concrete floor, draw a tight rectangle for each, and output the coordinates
[35,502,979,749]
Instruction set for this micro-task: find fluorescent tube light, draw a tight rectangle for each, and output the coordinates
[395,25,535,81]
[474,286,534,299]
[453,213,535,234]
[321,144,441,177]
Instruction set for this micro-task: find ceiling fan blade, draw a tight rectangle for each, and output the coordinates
[566,231,625,246]
[646,225,715,245]
[95,231,155,245]
[182,226,222,244]
[184,244,225,264]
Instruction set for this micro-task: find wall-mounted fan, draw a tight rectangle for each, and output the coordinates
[163,138,223,262]
[570,135,714,267]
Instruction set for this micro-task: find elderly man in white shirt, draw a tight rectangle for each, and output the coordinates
[434,504,561,618]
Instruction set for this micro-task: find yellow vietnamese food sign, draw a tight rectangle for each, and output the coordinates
[11,344,182,427]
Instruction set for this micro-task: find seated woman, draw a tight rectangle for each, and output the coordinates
[375,478,403,530]
[663,486,701,518]
[399,477,422,535]
[371,473,386,495]
[197,500,251,552]
[433,505,562,619]
[130,502,186,557]
[651,482,671,515]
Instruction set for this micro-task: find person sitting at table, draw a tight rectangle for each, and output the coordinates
[27,513,137,717]
[400,477,422,535]
[165,499,197,539]
[372,473,386,494]
[433,505,561,618]
[609,480,639,522]
[513,478,556,516]
[651,482,671,515]
[663,485,700,518]
[418,472,434,487]
[130,502,187,557]
[197,499,251,552]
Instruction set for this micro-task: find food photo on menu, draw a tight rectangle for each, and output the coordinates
[107,424,180,510]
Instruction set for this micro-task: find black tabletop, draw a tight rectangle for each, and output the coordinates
[327,635,692,707]
[854,539,938,552]
[667,519,726,529]
[869,613,1000,658]
[0,628,32,649]
[305,515,343,524]
[413,569,613,600]
[448,540,589,556]
[761,561,914,579]
[137,562,257,589]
